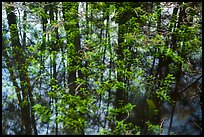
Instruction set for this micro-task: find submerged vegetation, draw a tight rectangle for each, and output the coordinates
[2,2,202,135]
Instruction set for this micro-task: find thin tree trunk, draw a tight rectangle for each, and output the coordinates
[104,5,111,128]
[6,2,33,134]
[115,3,127,123]
[62,2,85,134]
[168,2,184,135]
[49,3,59,135]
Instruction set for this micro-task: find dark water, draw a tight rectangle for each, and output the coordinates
[162,98,202,135]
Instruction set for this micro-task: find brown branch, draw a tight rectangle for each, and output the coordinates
[123,110,130,122]
[179,75,202,95]
[160,117,166,135]
[192,121,202,131]
[65,82,74,89]
[75,82,84,92]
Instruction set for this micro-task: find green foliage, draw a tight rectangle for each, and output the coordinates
[2,1,202,135]
[108,103,135,116]
[101,103,138,134]
[146,121,160,135]
[156,87,171,103]
[113,120,140,135]
[156,74,174,103]
[33,104,51,123]
[146,99,158,117]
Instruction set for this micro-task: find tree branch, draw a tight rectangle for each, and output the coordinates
[179,75,202,95]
